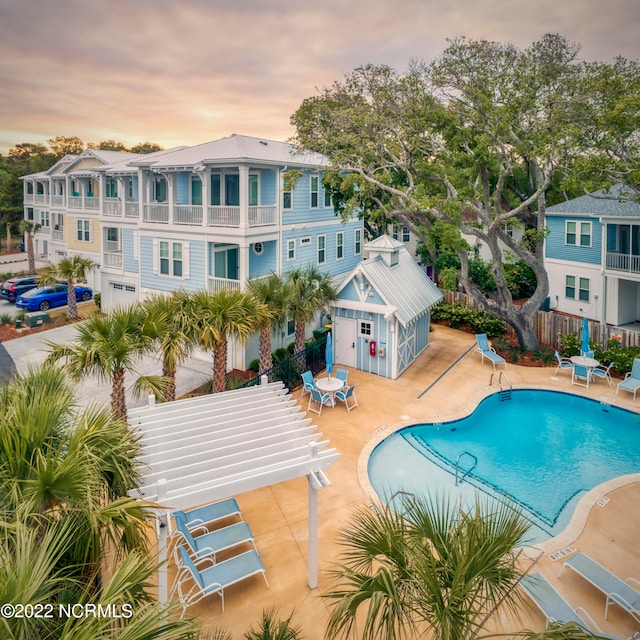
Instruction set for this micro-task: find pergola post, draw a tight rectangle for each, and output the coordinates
[156,479,169,603]
[308,474,319,589]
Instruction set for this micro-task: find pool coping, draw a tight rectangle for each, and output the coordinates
[357,382,640,558]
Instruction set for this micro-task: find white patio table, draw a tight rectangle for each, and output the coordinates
[570,355,600,387]
[315,376,344,408]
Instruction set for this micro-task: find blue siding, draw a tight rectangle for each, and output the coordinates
[283,171,338,225]
[122,228,139,273]
[176,172,189,204]
[249,240,277,277]
[545,216,602,265]
[259,169,276,205]
[139,236,207,292]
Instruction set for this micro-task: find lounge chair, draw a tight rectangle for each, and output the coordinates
[174,545,269,615]
[335,384,358,412]
[558,552,640,624]
[592,362,614,387]
[308,387,331,415]
[173,513,256,562]
[617,358,640,401]
[301,370,317,397]
[336,368,349,384]
[554,351,574,377]
[475,333,507,371]
[172,497,242,534]
[520,573,620,638]
[572,364,590,388]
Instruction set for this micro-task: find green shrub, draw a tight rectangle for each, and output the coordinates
[532,346,555,365]
[503,260,537,298]
[249,359,260,372]
[557,331,581,357]
[0,313,12,324]
[287,342,296,354]
[273,347,288,362]
[226,374,249,390]
[557,331,640,375]
[93,292,101,311]
[431,301,506,337]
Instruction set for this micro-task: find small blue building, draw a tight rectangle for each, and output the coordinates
[331,236,443,379]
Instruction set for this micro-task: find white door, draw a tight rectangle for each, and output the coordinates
[335,317,356,367]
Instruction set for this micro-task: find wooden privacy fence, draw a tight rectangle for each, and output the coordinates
[439,289,640,350]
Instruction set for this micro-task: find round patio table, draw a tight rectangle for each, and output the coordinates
[315,376,344,407]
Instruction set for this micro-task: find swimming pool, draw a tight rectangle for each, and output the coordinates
[368,390,640,542]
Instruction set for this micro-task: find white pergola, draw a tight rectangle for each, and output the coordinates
[128,377,339,601]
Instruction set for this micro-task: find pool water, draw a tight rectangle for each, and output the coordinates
[368,390,640,542]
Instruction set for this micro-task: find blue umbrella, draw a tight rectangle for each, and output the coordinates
[581,317,590,355]
[325,332,333,377]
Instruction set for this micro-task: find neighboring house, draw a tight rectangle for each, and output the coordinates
[21,135,364,367]
[544,185,640,327]
[332,235,443,379]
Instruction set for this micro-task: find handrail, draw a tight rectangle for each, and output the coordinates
[455,451,477,486]
[489,371,512,389]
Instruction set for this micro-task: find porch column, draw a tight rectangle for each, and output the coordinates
[238,241,250,287]
[156,478,169,604]
[239,165,249,229]
[200,169,209,227]
[167,174,175,224]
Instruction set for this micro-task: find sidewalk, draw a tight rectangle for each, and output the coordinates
[0,251,49,275]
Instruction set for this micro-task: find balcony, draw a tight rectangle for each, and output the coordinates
[175,205,203,225]
[52,229,64,241]
[35,194,49,204]
[69,196,82,209]
[249,206,276,226]
[606,251,640,274]
[208,206,240,227]
[85,196,99,209]
[103,252,123,268]
[143,204,169,223]
[208,276,241,292]
[125,201,139,218]
[51,195,65,207]
[104,199,122,217]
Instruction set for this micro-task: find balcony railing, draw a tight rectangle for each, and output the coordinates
[143,204,169,223]
[85,196,99,209]
[103,252,123,268]
[606,251,640,274]
[208,276,241,292]
[175,205,203,225]
[51,195,65,206]
[52,230,64,240]
[24,194,34,203]
[249,206,276,226]
[103,199,122,216]
[34,194,49,204]
[125,202,139,218]
[69,196,83,208]
[207,206,240,227]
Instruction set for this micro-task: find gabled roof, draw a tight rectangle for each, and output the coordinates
[336,236,442,327]
[128,134,327,170]
[546,185,640,218]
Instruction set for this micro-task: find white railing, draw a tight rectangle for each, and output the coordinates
[103,252,123,268]
[208,276,241,292]
[35,194,49,204]
[51,195,64,206]
[69,196,82,208]
[606,251,640,274]
[175,205,203,225]
[125,201,139,217]
[249,205,276,226]
[207,206,240,227]
[103,199,122,216]
[85,197,99,209]
[24,194,34,203]
[143,204,169,223]
[52,230,64,240]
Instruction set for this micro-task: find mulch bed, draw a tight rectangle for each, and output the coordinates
[0,317,81,343]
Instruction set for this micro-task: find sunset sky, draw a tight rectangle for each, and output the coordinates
[0,0,638,155]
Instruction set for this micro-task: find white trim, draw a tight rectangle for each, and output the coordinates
[152,238,159,274]
[286,238,296,261]
[332,298,397,317]
[336,230,344,261]
[317,234,326,265]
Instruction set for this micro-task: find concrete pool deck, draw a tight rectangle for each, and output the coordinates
[178,324,640,639]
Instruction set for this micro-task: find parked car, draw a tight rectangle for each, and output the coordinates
[0,276,40,303]
[16,284,93,312]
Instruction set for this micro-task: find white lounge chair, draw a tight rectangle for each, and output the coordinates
[554,351,574,377]
[592,362,614,386]
[475,333,507,371]
[174,545,269,615]
[617,358,640,401]
[558,552,640,624]
[520,573,620,638]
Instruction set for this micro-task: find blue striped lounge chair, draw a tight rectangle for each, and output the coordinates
[475,333,507,371]
[617,358,640,401]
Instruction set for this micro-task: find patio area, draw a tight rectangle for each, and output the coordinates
[172,324,640,639]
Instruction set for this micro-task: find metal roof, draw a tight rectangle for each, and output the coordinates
[546,185,640,218]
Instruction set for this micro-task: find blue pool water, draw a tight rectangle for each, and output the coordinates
[368,390,640,542]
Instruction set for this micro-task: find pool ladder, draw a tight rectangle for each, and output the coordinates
[490,371,512,401]
[455,451,477,486]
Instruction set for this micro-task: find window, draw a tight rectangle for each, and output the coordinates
[252,242,264,255]
[300,236,311,245]
[159,240,183,277]
[153,177,167,202]
[210,174,221,205]
[359,321,372,338]
[105,178,118,198]
[248,174,258,207]
[127,178,134,199]
[76,219,90,242]
[287,239,295,261]
[324,185,332,207]
[354,229,361,255]
[310,175,319,208]
[283,188,292,209]
[579,277,590,302]
[191,177,202,205]
[336,231,344,260]
[40,211,50,227]
[317,234,326,264]
[287,319,295,335]
[566,220,591,247]
[402,227,410,243]
[107,228,119,242]
[225,174,239,206]
[392,225,399,240]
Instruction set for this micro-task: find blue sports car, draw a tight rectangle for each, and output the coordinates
[16,283,93,312]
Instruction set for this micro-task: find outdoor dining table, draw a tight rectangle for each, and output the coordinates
[570,355,600,387]
[315,376,344,408]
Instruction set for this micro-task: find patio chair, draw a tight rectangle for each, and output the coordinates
[572,364,590,388]
[307,387,331,415]
[616,358,640,401]
[173,512,257,563]
[335,384,358,412]
[172,498,242,535]
[520,573,620,638]
[591,362,614,387]
[475,333,507,371]
[554,351,574,377]
[558,552,640,624]
[335,368,349,384]
[581,349,595,359]
[301,370,316,397]
[174,545,269,615]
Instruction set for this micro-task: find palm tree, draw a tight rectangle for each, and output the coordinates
[287,265,337,355]
[324,494,598,640]
[18,219,41,275]
[45,306,169,420]
[39,254,95,319]
[182,289,267,393]
[142,292,195,402]
[247,273,291,375]
[1,212,13,254]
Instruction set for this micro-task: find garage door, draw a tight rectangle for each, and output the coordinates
[108,281,138,310]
